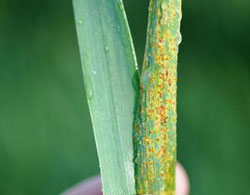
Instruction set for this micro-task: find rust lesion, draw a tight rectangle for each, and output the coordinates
[134,0,182,194]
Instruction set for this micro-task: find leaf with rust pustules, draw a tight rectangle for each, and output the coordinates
[134,0,182,194]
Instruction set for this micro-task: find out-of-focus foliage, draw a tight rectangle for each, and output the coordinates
[0,0,249,194]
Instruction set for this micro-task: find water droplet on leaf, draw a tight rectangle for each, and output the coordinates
[77,19,83,24]
[117,26,121,32]
[104,46,109,53]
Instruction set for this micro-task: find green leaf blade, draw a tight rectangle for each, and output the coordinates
[72,0,138,194]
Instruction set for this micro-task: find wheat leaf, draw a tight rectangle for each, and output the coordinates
[72,0,139,194]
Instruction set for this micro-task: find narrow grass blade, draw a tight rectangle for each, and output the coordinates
[72,0,139,194]
[134,0,182,194]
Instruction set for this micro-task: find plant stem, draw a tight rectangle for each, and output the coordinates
[134,0,182,194]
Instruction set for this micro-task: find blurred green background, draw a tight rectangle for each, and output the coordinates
[0,0,249,194]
